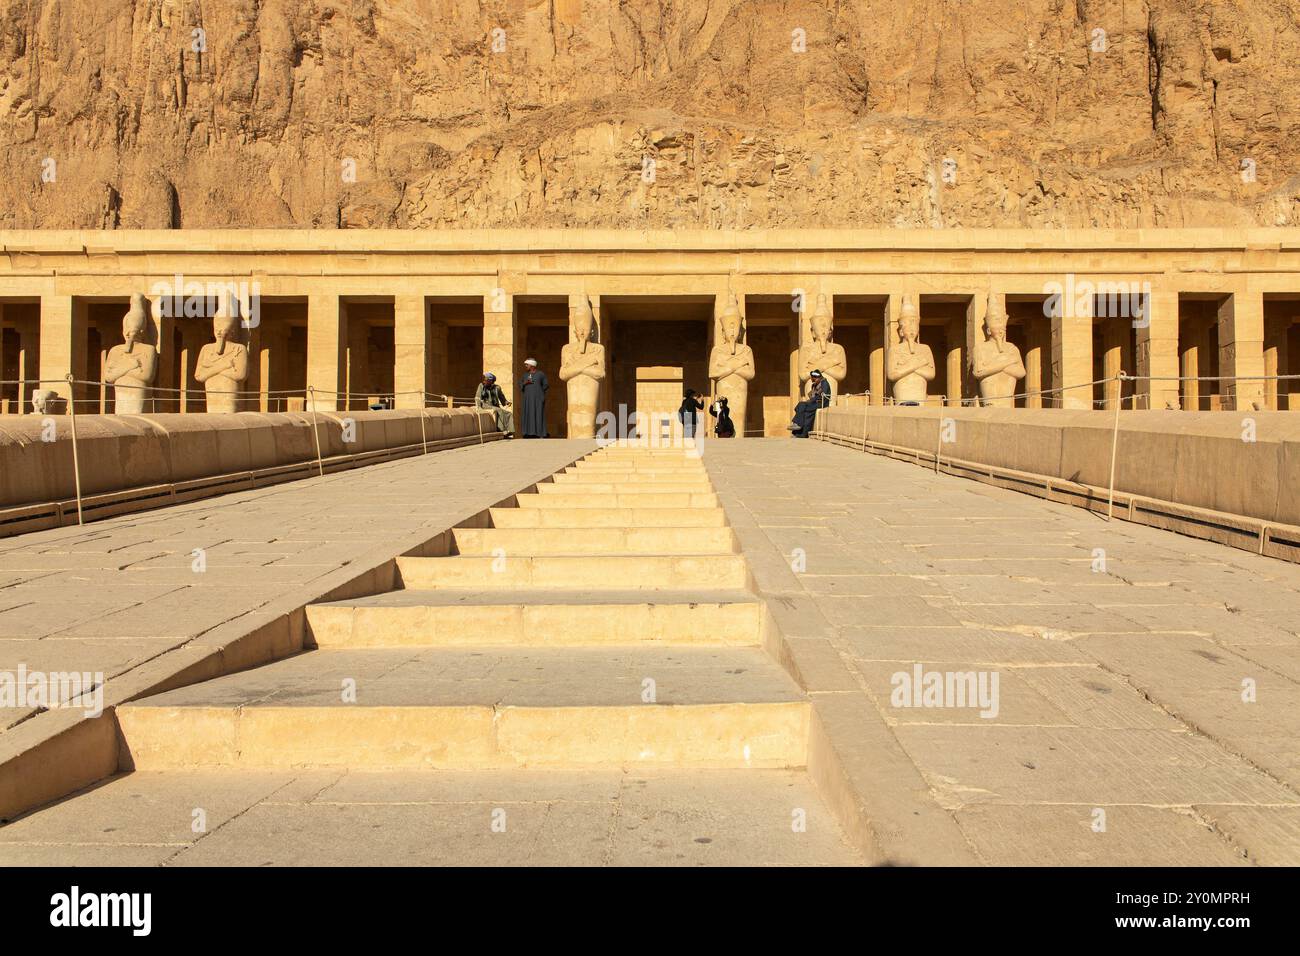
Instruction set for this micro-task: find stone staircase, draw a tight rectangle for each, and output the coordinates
[82,447,860,864]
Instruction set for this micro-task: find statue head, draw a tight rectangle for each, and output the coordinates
[898,295,920,343]
[122,293,150,349]
[213,314,240,350]
[720,294,743,347]
[984,294,1008,343]
[809,295,833,345]
[572,295,595,348]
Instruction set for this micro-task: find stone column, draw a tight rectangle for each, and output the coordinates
[711,292,753,437]
[563,293,605,439]
[38,295,86,411]
[393,295,427,409]
[483,290,517,408]
[1137,286,1180,410]
[868,316,885,406]
[307,294,346,411]
[1101,317,1127,410]
[1264,310,1291,412]
[963,293,987,406]
[1024,316,1046,409]
[178,323,203,413]
[946,309,966,407]
[1180,325,1200,412]
[1051,290,1092,409]
[427,318,449,402]
[884,293,904,405]
[1219,289,1266,411]
[345,318,371,409]
[1200,318,1219,410]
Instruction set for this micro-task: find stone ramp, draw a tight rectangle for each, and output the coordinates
[0,769,861,867]
[23,444,860,865]
[703,438,1300,866]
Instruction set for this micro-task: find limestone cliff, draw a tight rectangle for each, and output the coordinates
[0,0,1296,230]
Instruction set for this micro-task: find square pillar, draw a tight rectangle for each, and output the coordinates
[1100,316,1127,410]
[961,293,988,407]
[1264,311,1291,412]
[1219,290,1265,411]
[946,314,965,407]
[868,317,885,405]
[345,317,371,410]
[393,294,427,409]
[1051,292,1092,409]
[1137,286,1179,410]
[38,295,86,411]
[484,293,517,407]
[1023,312,1047,409]
[428,319,449,402]
[307,294,346,411]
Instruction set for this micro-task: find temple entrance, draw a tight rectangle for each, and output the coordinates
[602,296,712,439]
[742,297,797,437]
[1178,294,1227,411]
[341,299,395,411]
[0,301,38,414]
[516,299,569,438]
[1263,294,1300,411]
[1092,293,1141,410]
[919,296,974,406]
[427,298,484,407]
[252,299,308,412]
[1006,296,1054,408]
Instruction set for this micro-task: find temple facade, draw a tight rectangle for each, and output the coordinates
[1,228,1298,435]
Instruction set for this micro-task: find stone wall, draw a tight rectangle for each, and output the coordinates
[0,407,498,513]
[814,404,1300,556]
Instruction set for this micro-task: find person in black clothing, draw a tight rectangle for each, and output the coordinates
[708,395,736,437]
[519,358,549,438]
[678,388,704,438]
[788,369,832,438]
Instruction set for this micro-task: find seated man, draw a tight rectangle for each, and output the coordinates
[475,372,514,437]
[788,369,832,438]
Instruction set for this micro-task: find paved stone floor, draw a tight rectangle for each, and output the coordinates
[0,768,859,866]
[6,436,1299,866]
[0,439,593,733]
[706,438,1300,866]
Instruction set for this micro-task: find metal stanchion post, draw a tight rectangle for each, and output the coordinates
[1106,372,1125,521]
[64,374,85,525]
[307,387,324,477]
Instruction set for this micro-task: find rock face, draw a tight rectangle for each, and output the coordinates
[1,0,1296,230]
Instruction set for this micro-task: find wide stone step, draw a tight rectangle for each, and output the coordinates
[515,492,720,509]
[450,526,736,556]
[489,507,726,528]
[569,458,705,468]
[395,554,749,589]
[306,589,764,648]
[116,647,808,771]
[0,768,861,866]
[555,471,707,484]
[536,481,712,495]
